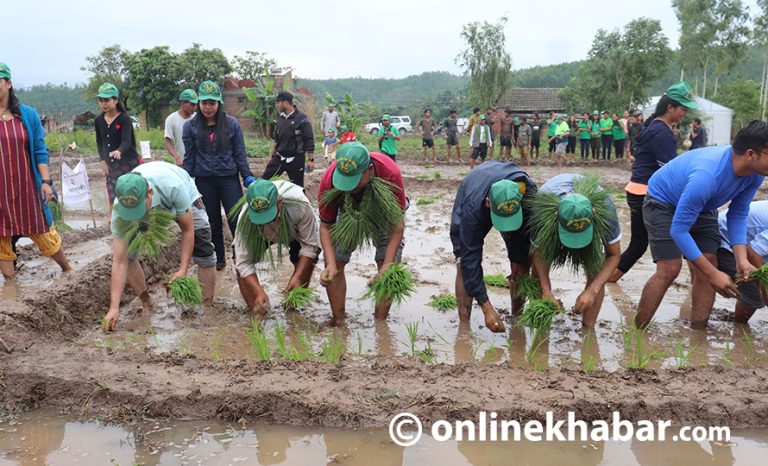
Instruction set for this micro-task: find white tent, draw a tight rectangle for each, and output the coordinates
[641,96,733,146]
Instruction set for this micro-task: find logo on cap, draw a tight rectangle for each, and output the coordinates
[203,83,216,93]
[119,195,140,209]
[337,157,357,174]
[249,196,271,212]
[496,199,520,215]
[564,217,592,232]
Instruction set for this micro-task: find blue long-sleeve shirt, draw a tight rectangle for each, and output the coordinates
[449,161,537,305]
[648,146,764,261]
[182,115,253,180]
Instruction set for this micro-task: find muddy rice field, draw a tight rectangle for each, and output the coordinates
[1,154,768,465]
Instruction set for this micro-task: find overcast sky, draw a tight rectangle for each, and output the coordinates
[4,0,759,88]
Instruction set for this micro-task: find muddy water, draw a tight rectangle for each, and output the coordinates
[0,411,765,466]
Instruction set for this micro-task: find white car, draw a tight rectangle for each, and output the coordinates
[364,115,413,135]
[130,116,140,130]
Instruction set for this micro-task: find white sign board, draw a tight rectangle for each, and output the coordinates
[61,160,91,206]
[140,140,152,159]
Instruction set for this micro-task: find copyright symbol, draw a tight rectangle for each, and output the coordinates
[389,412,422,447]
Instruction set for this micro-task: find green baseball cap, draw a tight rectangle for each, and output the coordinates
[115,173,149,221]
[198,80,222,102]
[489,180,523,232]
[179,88,199,104]
[665,81,698,109]
[332,142,370,191]
[514,117,520,124]
[592,110,599,115]
[381,114,390,120]
[557,193,594,249]
[340,125,348,131]
[0,62,11,80]
[246,179,278,225]
[479,114,486,121]
[97,82,119,99]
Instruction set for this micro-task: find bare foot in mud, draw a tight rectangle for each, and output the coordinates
[138,291,154,313]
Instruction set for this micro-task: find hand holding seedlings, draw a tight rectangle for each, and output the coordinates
[320,267,338,287]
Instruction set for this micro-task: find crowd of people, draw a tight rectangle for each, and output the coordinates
[1,60,764,336]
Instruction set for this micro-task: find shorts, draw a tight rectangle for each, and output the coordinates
[531,138,540,148]
[717,247,765,309]
[422,137,435,148]
[446,133,458,146]
[127,204,217,267]
[643,196,720,262]
[500,136,512,148]
[555,140,567,156]
[0,227,62,261]
[335,228,404,264]
[471,143,488,160]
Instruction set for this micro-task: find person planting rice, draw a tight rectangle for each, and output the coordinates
[450,161,537,333]
[716,201,768,324]
[231,179,320,317]
[635,121,768,330]
[530,173,622,329]
[317,142,407,326]
[102,161,217,332]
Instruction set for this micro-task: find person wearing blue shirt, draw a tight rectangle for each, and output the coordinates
[636,121,768,329]
[450,161,537,333]
[717,201,768,324]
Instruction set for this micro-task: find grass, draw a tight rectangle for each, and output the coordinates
[526,328,549,368]
[404,322,437,363]
[405,322,419,355]
[363,264,417,306]
[433,171,442,180]
[246,319,270,361]
[519,299,564,329]
[167,276,203,307]
[483,273,509,288]
[722,340,737,366]
[581,332,598,374]
[282,287,315,311]
[427,293,457,311]
[416,197,434,206]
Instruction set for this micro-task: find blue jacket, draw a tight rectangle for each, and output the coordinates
[181,115,253,180]
[20,105,53,226]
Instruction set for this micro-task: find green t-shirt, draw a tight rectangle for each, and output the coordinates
[578,120,592,139]
[377,125,400,155]
[600,117,613,134]
[555,121,570,138]
[591,119,602,139]
[612,121,626,140]
[548,119,557,137]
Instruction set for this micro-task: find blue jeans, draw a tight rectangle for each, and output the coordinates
[580,139,591,159]
[195,175,243,265]
[601,134,613,160]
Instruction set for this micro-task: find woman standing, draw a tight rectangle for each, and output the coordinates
[611,113,627,160]
[577,112,592,161]
[590,111,601,163]
[95,82,141,204]
[183,81,255,270]
[609,82,698,282]
[0,62,71,278]
[599,110,614,160]
[566,113,578,159]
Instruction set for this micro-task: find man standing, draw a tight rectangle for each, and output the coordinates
[467,107,481,136]
[689,118,708,149]
[547,112,558,159]
[318,142,407,326]
[531,173,622,328]
[635,121,768,329]
[530,114,542,160]
[102,162,217,332]
[163,89,197,165]
[321,102,340,135]
[468,115,492,169]
[517,117,532,166]
[499,109,514,162]
[233,179,320,317]
[263,91,315,187]
[444,109,461,163]
[377,114,400,161]
[485,107,496,160]
[451,161,537,333]
[417,109,438,162]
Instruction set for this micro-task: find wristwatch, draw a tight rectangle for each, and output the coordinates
[42,179,52,186]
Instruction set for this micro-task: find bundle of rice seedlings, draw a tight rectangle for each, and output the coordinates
[483,273,509,288]
[519,299,564,329]
[362,264,416,306]
[320,177,404,252]
[166,275,203,306]
[227,193,296,267]
[283,286,315,310]
[113,209,176,259]
[529,174,615,276]
[428,293,457,311]
[48,200,72,232]
[512,274,541,302]
[748,263,768,293]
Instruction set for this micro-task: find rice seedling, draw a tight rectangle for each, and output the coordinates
[405,322,419,355]
[415,342,437,364]
[166,275,203,306]
[741,328,766,364]
[416,197,434,206]
[273,322,289,359]
[621,320,664,369]
[512,274,541,302]
[747,263,768,294]
[319,330,345,364]
[427,293,457,311]
[163,155,176,164]
[282,287,315,311]
[423,164,434,169]
[246,319,270,361]
[433,171,442,180]
[416,175,430,181]
[526,328,549,366]
[722,340,736,366]
[113,209,176,260]
[211,331,224,362]
[355,332,363,356]
[363,264,417,306]
[48,201,72,232]
[483,273,509,288]
[672,338,696,369]
[519,299,564,329]
[581,331,598,374]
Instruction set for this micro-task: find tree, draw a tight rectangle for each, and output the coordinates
[232,51,276,81]
[325,93,377,134]
[717,79,762,129]
[558,18,671,112]
[124,46,180,127]
[176,43,232,88]
[242,76,295,138]
[81,45,131,107]
[754,0,768,118]
[456,16,512,109]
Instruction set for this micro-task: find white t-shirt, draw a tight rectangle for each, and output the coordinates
[164,111,194,159]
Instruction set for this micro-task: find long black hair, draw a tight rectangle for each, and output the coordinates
[195,102,230,152]
[645,95,682,128]
[2,79,22,118]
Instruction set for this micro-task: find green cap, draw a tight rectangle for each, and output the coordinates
[246,180,278,225]
[489,180,523,232]
[665,81,698,109]
[592,110,599,115]
[115,173,149,221]
[556,114,565,121]
[557,193,594,249]
[327,128,336,134]
[97,82,119,99]
[340,125,348,131]
[0,62,11,80]
[198,80,222,102]
[179,89,199,104]
[514,117,520,124]
[479,114,486,121]
[332,142,370,191]
[381,114,390,120]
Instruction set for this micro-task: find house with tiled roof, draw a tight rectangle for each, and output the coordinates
[495,88,564,115]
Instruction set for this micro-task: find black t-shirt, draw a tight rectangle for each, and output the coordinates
[530,120,541,139]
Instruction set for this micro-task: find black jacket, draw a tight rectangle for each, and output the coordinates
[273,108,315,155]
[182,115,253,180]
